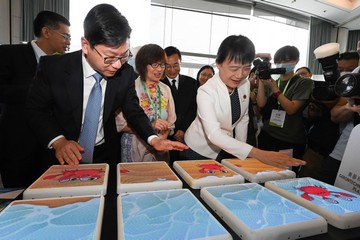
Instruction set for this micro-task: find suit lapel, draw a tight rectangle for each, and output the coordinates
[65,51,84,132]
[24,43,38,75]
[103,74,119,124]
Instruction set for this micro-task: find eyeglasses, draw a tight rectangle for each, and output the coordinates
[150,63,166,69]
[93,47,133,65]
[52,30,71,41]
[200,72,214,78]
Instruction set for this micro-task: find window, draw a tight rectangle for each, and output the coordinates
[69,0,310,78]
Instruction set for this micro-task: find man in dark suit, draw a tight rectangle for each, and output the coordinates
[161,46,197,163]
[26,4,186,170]
[26,6,186,239]
[0,11,70,188]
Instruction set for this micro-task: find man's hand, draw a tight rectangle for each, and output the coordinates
[150,137,188,151]
[52,137,84,165]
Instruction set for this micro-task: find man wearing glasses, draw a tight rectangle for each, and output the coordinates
[0,10,70,188]
[26,4,187,172]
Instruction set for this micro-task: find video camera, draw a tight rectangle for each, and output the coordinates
[253,58,286,80]
[313,43,340,100]
[334,73,360,104]
[313,43,360,102]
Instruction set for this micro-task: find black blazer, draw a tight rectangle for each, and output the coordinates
[161,75,197,133]
[26,50,156,165]
[0,43,42,187]
[0,43,38,141]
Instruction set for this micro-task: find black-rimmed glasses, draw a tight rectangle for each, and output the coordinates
[150,63,166,69]
[93,47,133,65]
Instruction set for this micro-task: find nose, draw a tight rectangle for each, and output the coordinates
[235,68,246,79]
[111,59,122,69]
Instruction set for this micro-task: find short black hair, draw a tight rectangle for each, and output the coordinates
[33,11,70,37]
[338,51,359,61]
[295,66,312,73]
[274,45,299,63]
[164,46,182,61]
[84,4,132,48]
[216,35,255,65]
[136,44,166,81]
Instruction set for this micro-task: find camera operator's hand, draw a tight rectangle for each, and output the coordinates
[331,97,360,123]
[346,97,360,114]
[261,78,279,92]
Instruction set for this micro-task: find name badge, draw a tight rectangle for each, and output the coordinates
[269,109,286,128]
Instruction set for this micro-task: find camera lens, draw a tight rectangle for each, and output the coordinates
[334,73,360,97]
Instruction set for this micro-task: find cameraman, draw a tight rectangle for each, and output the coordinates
[299,51,359,180]
[257,45,313,175]
[321,64,360,184]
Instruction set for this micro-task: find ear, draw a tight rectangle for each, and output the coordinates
[216,62,221,70]
[81,37,89,54]
[41,27,51,39]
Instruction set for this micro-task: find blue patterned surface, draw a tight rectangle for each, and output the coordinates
[0,197,101,240]
[268,177,360,214]
[204,183,322,230]
[120,189,229,239]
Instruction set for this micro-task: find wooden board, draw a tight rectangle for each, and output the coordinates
[23,164,108,199]
[117,161,182,193]
[221,158,295,183]
[173,160,244,189]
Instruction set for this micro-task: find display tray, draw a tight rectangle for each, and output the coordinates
[221,158,296,183]
[23,164,109,199]
[200,183,327,240]
[173,160,244,189]
[118,188,232,240]
[117,161,182,193]
[265,177,360,229]
[0,195,104,240]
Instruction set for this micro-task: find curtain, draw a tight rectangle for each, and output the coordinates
[22,0,69,42]
[308,17,333,74]
[347,30,360,51]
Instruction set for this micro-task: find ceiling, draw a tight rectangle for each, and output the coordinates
[251,0,360,30]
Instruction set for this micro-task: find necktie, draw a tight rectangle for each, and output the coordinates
[171,79,177,97]
[215,88,241,162]
[78,72,103,163]
[230,88,241,125]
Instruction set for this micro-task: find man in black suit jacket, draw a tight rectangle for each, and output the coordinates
[161,46,197,162]
[0,11,70,188]
[26,4,186,170]
[26,7,187,239]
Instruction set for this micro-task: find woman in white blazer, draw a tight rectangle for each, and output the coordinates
[181,35,306,169]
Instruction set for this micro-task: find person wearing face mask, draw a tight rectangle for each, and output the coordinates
[256,45,313,175]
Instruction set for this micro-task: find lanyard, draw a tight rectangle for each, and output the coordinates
[141,80,162,119]
[276,75,294,105]
[276,76,294,95]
